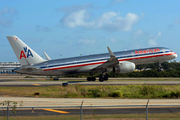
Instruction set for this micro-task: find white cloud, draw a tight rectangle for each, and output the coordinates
[158,31,161,36]
[133,29,143,36]
[95,11,117,28]
[60,10,94,28]
[35,25,51,32]
[148,31,162,46]
[0,7,18,27]
[59,5,139,31]
[94,12,139,31]
[132,29,162,47]
[131,29,146,40]
[110,38,117,42]
[148,39,157,46]
[110,0,126,4]
[78,39,95,45]
[168,18,180,30]
[57,4,92,13]
[25,38,42,42]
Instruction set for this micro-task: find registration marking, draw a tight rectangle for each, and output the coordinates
[43,109,69,114]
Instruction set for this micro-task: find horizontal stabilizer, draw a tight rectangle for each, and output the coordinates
[13,66,41,73]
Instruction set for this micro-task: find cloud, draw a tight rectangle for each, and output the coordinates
[168,18,180,30]
[110,0,127,5]
[148,39,157,46]
[131,29,145,39]
[95,12,138,31]
[148,31,161,46]
[35,25,51,32]
[157,31,161,36]
[60,10,94,28]
[25,37,42,42]
[134,29,143,35]
[110,38,117,42]
[57,4,93,13]
[0,7,18,27]
[78,39,95,45]
[59,4,94,28]
[59,4,139,31]
[132,29,161,47]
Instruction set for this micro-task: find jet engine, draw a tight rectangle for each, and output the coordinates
[113,61,135,73]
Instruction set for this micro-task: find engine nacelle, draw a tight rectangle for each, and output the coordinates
[113,61,135,73]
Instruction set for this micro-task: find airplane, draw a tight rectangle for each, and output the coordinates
[7,36,177,82]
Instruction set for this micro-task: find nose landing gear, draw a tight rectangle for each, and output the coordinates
[158,62,163,72]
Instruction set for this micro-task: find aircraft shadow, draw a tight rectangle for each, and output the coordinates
[67,81,87,83]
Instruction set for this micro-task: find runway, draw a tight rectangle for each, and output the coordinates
[1,81,180,87]
[0,97,180,107]
[0,107,180,116]
[0,74,180,86]
[0,75,180,117]
[0,97,180,116]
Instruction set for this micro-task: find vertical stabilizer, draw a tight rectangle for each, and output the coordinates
[7,36,46,66]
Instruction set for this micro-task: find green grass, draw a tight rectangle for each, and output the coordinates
[1,84,180,99]
[0,113,180,120]
[3,77,180,82]
[109,78,180,81]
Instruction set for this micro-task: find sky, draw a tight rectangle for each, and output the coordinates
[0,0,180,62]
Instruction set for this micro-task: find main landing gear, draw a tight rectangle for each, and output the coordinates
[87,74,96,81]
[99,74,108,82]
[87,73,108,82]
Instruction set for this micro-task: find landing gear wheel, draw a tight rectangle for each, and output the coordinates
[158,62,162,72]
[87,77,96,81]
[92,77,96,81]
[87,77,92,81]
[99,75,104,82]
[104,74,108,81]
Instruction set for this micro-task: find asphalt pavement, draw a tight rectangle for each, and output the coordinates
[0,107,180,116]
[1,81,180,87]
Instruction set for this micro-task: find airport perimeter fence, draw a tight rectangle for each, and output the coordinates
[0,100,180,120]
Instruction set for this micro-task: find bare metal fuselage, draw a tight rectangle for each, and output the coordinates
[14,47,177,76]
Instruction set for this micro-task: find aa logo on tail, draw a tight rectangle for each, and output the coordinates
[20,47,33,59]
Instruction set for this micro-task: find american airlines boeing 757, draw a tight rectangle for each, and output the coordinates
[7,36,177,82]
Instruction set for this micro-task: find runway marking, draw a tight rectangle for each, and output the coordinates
[43,109,69,114]
[32,84,41,86]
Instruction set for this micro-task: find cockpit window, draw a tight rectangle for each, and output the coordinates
[170,50,172,52]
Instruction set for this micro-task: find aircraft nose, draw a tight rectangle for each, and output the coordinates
[173,53,178,59]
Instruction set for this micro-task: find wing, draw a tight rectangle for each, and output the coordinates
[90,47,119,73]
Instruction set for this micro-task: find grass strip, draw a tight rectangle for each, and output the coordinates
[1,84,180,98]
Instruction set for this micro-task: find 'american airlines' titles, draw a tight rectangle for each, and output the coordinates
[135,48,160,55]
